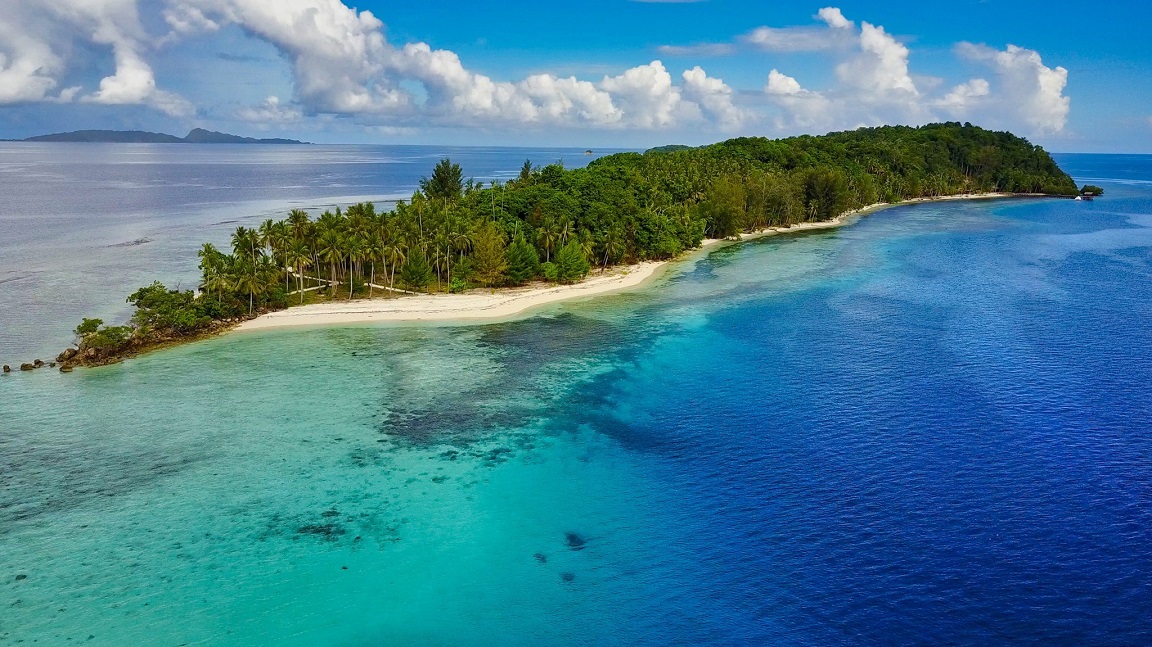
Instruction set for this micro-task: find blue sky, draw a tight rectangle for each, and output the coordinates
[2,0,1150,151]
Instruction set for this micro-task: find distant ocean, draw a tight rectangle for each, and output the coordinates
[1,152,1150,645]
[0,143,620,363]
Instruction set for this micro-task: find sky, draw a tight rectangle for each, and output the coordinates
[1,0,1150,151]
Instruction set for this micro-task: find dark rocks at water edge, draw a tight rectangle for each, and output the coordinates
[20,363,34,371]
[57,348,77,363]
[2,365,9,373]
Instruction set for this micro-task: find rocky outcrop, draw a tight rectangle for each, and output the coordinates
[2,365,9,373]
[57,348,77,363]
[19,363,34,371]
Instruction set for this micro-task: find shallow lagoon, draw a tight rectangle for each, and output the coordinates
[2,154,1151,645]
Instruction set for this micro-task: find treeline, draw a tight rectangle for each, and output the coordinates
[67,122,1077,365]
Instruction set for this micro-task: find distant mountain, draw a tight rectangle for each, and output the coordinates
[181,128,307,145]
[19,128,308,145]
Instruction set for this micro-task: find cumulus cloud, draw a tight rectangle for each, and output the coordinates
[764,69,831,128]
[741,6,855,52]
[816,7,853,30]
[957,42,1070,133]
[0,0,192,115]
[757,9,1069,136]
[681,66,744,129]
[936,78,990,113]
[764,10,926,130]
[0,1,1075,138]
[154,0,738,130]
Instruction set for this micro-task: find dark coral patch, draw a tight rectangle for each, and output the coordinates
[565,532,587,551]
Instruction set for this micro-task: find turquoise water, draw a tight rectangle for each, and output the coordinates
[2,154,1151,644]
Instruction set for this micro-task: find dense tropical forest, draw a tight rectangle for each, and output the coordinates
[64,122,1079,366]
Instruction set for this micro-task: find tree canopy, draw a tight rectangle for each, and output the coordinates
[71,122,1078,365]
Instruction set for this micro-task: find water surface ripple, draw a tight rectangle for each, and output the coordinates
[0,153,1150,645]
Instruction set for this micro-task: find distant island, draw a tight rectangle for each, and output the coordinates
[18,122,1081,372]
[15,128,308,145]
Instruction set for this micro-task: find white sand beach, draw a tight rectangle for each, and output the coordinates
[233,193,1034,332]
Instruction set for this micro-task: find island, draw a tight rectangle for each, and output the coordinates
[16,128,308,145]
[32,122,1078,371]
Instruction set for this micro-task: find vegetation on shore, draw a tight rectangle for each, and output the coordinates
[58,122,1077,369]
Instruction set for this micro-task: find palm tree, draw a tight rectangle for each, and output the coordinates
[232,260,261,315]
[601,227,625,269]
[197,243,223,297]
[385,239,406,290]
[285,239,312,303]
[318,230,344,296]
[365,231,382,298]
[287,209,310,240]
[537,217,560,263]
[346,235,367,299]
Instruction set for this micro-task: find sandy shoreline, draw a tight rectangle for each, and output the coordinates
[234,192,1039,332]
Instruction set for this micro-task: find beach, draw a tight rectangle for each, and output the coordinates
[233,193,1029,332]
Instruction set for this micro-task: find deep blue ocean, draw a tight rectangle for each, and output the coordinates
[1,151,1150,645]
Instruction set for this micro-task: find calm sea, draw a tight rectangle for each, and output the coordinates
[0,152,1149,645]
[0,143,617,363]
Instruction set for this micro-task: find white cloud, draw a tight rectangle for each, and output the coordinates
[0,1,1075,139]
[0,0,193,115]
[600,61,685,128]
[838,22,918,97]
[657,43,735,57]
[764,70,831,128]
[763,11,925,130]
[741,6,855,52]
[163,1,730,130]
[816,7,853,30]
[681,66,744,129]
[743,26,839,52]
[957,42,1070,133]
[236,95,302,123]
[936,78,990,112]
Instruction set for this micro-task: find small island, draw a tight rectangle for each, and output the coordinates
[16,128,308,145]
[31,122,1078,371]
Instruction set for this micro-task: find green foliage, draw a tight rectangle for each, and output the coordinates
[80,324,133,354]
[400,250,433,290]
[471,221,508,287]
[75,318,103,337]
[127,282,211,334]
[77,123,1078,363]
[699,175,747,238]
[1081,185,1104,196]
[554,241,591,284]
[541,262,558,283]
[420,158,464,203]
[802,168,850,222]
[505,234,541,285]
